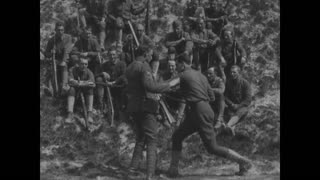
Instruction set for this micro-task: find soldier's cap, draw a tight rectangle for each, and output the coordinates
[172,20,183,28]
[168,47,176,54]
[177,53,191,65]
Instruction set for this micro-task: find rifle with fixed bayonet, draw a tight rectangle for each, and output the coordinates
[52,33,59,97]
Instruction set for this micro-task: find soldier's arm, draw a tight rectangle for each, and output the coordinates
[206,78,215,102]
[62,35,73,62]
[212,79,225,94]
[239,80,252,108]
[208,31,220,45]
[236,40,247,58]
[87,69,95,83]
[215,45,225,62]
[142,65,171,93]
[184,33,194,54]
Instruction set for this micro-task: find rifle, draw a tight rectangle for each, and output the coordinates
[95,81,115,126]
[78,77,88,129]
[127,20,140,47]
[145,0,150,36]
[159,98,176,125]
[51,34,59,97]
[233,39,237,65]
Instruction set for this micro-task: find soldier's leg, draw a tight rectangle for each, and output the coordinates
[142,113,159,178]
[226,107,249,135]
[84,87,94,122]
[192,49,200,70]
[95,76,105,111]
[130,112,146,170]
[168,110,197,177]
[176,102,186,126]
[195,102,252,175]
[66,87,77,122]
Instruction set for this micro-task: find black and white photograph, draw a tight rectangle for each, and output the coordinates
[40,0,280,179]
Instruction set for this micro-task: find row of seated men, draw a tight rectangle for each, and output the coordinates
[44,17,251,134]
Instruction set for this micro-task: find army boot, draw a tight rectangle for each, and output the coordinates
[167,151,181,178]
[225,149,252,176]
[129,141,144,171]
[65,111,74,123]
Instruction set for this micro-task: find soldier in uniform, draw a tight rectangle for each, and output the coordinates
[190,18,220,71]
[95,47,127,116]
[159,46,176,73]
[164,20,193,56]
[77,0,109,49]
[126,46,180,180]
[70,27,101,75]
[215,26,247,80]
[45,22,73,96]
[65,58,95,123]
[167,54,252,177]
[207,67,226,129]
[204,0,229,35]
[224,65,252,136]
[184,0,199,30]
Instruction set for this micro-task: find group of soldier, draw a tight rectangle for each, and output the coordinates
[43,0,253,179]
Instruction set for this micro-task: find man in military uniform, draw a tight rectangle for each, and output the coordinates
[126,46,180,180]
[71,27,101,75]
[207,67,226,129]
[95,47,127,117]
[215,27,247,80]
[45,22,73,96]
[224,65,252,136]
[204,0,229,35]
[66,58,96,123]
[77,0,109,49]
[167,54,252,178]
[159,47,176,73]
[191,18,220,71]
[164,20,193,56]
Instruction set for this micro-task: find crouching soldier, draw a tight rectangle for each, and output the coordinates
[65,58,95,123]
[224,65,252,136]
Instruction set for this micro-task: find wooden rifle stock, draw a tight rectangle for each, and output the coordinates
[159,98,175,125]
[78,77,88,129]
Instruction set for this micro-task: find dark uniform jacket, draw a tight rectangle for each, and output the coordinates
[215,39,246,66]
[125,56,171,113]
[71,37,101,58]
[224,76,251,108]
[164,31,193,55]
[179,66,214,103]
[98,59,127,87]
[45,34,73,63]
[108,0,146,22]
[80,0,108,20]
[204,6,228,35]
[69,66,95,83]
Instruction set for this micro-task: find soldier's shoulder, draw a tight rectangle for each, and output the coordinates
[240,77,250,86]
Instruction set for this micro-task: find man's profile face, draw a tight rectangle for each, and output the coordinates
[109,50,118,63]
[207,68,216,81]
[230,67,240,80]
[174,25,182,35]
[55,26,64,37]
[168,60,176,74]
[79,59,88,71]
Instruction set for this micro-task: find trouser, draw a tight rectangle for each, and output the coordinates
[56,64,68,95]
[193,48,211,72]
[130,112,159,176]
[172,101,231,157]
[224,106,249,127]
[67,86,94,113]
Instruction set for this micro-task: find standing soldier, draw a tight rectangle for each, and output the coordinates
[167,54,252,177]
[45,22,73,96]
[126,46,180,180]
[224,65,252,136]
[191,18,220,71]
[207,67,226,129]
[204,0,229,35]
[77,0,109,50]
[71,27,101,75]
[215,27,247,80]
[95,47,127,117]
[164,20,193,56]
[65,58,95,123]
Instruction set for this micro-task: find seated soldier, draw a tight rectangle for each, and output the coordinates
[95,47,127,118]
[159,46,176,73]
[70,26,101,75]
[224,65,252,135]
[207,67,225,129]
[66,58,96,123]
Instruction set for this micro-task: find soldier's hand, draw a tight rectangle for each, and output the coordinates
[69,79,79,87]
[169,77,180,87]
[220,57,227,67]
[241,56,246,64]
